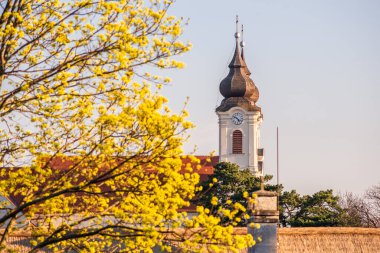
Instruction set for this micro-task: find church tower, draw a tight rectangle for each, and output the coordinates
[216,18,264,176]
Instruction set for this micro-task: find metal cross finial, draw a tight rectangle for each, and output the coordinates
[240,24,245,48]
[234,15,240,38]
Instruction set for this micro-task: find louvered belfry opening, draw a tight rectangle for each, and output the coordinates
[232,130,243,154]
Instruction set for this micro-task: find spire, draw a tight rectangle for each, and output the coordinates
[240,24,251,76]
[240,24,245,55]
[228,15,245,68]
[235,14,239,38]
[216,17,260,113]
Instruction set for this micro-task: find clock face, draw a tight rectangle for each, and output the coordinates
[232,112,244,125]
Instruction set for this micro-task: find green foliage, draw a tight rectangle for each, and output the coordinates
[194,162,282,225]
[196,162,363,228]
[281,189,350,227]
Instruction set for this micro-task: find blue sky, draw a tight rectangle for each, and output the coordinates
[159,0,380,195]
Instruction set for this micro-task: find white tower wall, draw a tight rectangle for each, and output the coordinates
[217,107,263,176]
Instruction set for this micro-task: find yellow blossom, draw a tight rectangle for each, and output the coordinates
[211,196,218,206]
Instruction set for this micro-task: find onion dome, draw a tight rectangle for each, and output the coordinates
[216,19,260,112]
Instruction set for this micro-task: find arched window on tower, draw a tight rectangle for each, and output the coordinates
[232,130,243,154]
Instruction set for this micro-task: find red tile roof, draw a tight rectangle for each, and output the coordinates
[181,156,218,175]
[3,155,219,209]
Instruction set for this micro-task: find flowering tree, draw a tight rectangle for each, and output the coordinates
[0,0,254,252]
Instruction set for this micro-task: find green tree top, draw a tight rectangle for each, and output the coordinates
[195,162,363,228]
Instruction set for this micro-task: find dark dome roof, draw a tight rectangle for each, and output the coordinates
[217,35,260,112]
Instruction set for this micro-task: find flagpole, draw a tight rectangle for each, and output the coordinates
[277,127,280,212]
